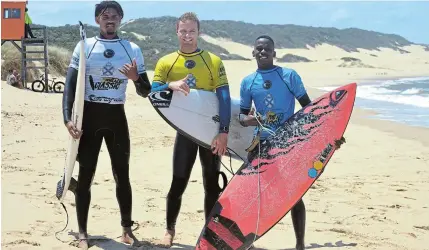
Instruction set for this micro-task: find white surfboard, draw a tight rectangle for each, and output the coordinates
[57,22,86,202]
[148,89,255,161]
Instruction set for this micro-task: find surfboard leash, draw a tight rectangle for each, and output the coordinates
[54,198,140,244]
[218,146,249,191]
[248,113,276,249]
[55,201,71,243]
[249,142,262,249]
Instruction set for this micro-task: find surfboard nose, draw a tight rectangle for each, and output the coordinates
[331,82,357,105]
[344,82,357,96]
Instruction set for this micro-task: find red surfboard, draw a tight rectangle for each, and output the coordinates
[195,83,357,250]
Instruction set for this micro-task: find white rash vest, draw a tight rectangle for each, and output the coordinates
[69,36,146,105]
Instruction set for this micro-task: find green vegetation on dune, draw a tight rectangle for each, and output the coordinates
[5,16,424,76]
[1,42,71,82]
[277,54,313,63]
[199,21,414,52]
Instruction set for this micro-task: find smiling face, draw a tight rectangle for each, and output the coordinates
[253,37,276,70]
[95,7,122,38]
[176,20,199,53]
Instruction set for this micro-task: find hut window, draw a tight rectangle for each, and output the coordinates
[3,8,21,19]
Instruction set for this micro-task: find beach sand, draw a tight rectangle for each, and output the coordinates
[2,41,429,250]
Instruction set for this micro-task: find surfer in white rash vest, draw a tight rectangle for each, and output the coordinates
[238,35,346,250]
[150,12,232,248]
[59,1,151,249]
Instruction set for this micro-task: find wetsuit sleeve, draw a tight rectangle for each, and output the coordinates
[62,43,80,124]
[62,67,78,125]
[215,86,231,133]
[151,58,170,92]
[132,45,151,97]
[240,78,252,115]
[298,93,311,108]
[133,73,151,97]
[213,59,231,133]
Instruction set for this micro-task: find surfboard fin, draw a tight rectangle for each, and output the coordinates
[55,177,78,200]
[245,135,260,152]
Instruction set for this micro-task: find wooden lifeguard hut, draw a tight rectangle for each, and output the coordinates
[1,0,49,91]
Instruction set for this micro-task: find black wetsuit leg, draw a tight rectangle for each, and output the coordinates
[165,132,222,230]
[103,105,133,228]
[75,101,133,234]
[292,199,306,247]
[198,146,222,219]
[246,139,306,247]
[75,103,103,234]
[166,132,198,230]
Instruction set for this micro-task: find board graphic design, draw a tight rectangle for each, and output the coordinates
[195,83,357,250]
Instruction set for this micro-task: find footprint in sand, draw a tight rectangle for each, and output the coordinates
[92,204,102,210]
[5,239,41,247]
[414,225,429,231]
[388,204,402,209]
[407,233,417,238]
[404,196,416,200]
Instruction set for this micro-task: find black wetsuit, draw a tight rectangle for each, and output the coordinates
[150,49,231,231]
[61,34,151,233]
[166,132,222,230]
[75,101,133,229]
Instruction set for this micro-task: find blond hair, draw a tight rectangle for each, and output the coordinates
[176,12,200,31]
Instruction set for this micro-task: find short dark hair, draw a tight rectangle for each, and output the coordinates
[255,35,275,47]
[95,1,123,18]
[177,12,200,31]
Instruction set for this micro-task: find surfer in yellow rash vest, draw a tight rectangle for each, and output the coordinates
[60,1,151,249]
[239,35,346,250]
[150,12,232,248]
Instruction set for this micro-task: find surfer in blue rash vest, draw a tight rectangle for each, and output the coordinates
[58,1,151,249]
[150,12,231,248]
[238,35,346,250]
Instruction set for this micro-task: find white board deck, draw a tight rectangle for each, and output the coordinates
[149,89,255,161]
[58,22,87,202]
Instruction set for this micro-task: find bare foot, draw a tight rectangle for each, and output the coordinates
[121,227,141,247]
[159,229,175,248]
[78,233,89,250]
